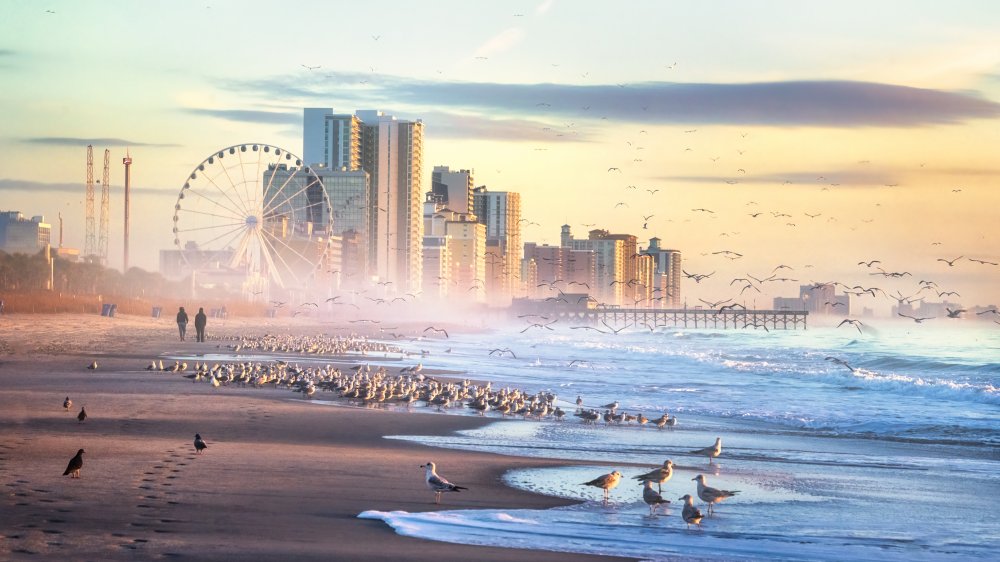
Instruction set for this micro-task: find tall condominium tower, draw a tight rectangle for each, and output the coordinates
[473,189,522,303]
[303,108,424,292]
[431,166,474,214]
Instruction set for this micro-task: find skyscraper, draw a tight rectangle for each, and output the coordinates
[431,166,474,214]
[303,108,424,292]
[473,189,522,303]
[643,237,682,308]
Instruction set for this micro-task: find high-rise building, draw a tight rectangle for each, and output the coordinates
[473,189,522,304]
[303,109,361,170]
[303,108,424,292]
[561,226,626,304]
[0,211,51,255]
[423,197,486,303]
[643,237,682,308]
[431,166,474,215]
[263,165,370,280]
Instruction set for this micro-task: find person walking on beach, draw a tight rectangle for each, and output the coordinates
[176,306,189,341]
[194,307,207,343]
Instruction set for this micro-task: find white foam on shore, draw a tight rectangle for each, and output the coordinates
[358,504,967,562]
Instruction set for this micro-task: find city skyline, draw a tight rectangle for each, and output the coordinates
[2,1,999,311]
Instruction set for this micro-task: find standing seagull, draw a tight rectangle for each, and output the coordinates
[63,397,72,410]
[87,361,98,370]
[194,433,207,454]
[63,449,85,478]
[679,494,704,528]
[693,474,740,514]
[633,459,673,492]
[77,406,87,423]
[689,437,723,464]
[421,462,467,504]
[582,470,622,505]
[642,480,671,515]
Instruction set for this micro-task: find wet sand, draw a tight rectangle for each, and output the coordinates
[0,314,633,561]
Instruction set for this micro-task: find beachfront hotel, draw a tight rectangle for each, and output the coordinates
[303,109,424,294]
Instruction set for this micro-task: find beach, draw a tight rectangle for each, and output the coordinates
[0,314,633,561]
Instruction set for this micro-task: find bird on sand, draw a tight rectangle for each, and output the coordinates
[693,474,740,514]
[63,397,72,410]
[689,437,723,464]
[582,470,622,504]
[679,494,704,528]
[77,406,87,423]
[63,449,85,478]
[87,361,98,370]
[194,433,207,454]
[642,481,671,515]
[422,462,467,504]
[633,459,674,492]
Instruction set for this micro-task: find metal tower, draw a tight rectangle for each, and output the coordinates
[123,151,132,272]
[84,145,96,258]
[98,149,111,264]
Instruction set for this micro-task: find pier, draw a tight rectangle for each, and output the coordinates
[510,298,808,330]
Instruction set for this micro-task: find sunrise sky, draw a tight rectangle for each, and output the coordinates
[2,0,999,311]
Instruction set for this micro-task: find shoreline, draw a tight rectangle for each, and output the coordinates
[0,313,635,561]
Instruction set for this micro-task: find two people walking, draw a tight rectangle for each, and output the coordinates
[176,306,209,342]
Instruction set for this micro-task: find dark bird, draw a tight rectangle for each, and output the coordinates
[607,167,622,173]
[937,256,963,267]
[63,397,72,410]
[858,260,881,268]
[946,308,966,318]
[63,449,85,478]
[194,433,207,454]
[423,326,450,338]
[77,406,87,423]
[837,318,865,334]
[968,258,998,265]
[975,309,998,316]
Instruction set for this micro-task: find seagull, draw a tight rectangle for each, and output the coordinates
[582,470,622,505]
[968,258,998,265]
[689,437,722,464]
[633,459,673,492]
[898,313,933,323]
[423,326,449,338]
[946,307,966,318]
[693,474,740,515]
[607,167,622,173]
[63,397,72,410]
[63,449,85,478]
[937,256,963,267]
[87,361,98,370]
[837,318,865,334]
[194,433,207,454]
[77,406,87,423]
[422,462,467,504]
[825,356,856,372]
[642,481,671,515]
[679,494,704,528]
[489,348,517,359]
[300,64,320,70]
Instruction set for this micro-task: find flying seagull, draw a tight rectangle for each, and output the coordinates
[837,318,865,334]
[423,326,449,338]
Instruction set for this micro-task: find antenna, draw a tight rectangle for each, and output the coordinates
[99,149,111,265]
[123,150,132,271]
[85,145,96,258]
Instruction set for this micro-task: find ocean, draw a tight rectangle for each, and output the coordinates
[359,322,1000,561]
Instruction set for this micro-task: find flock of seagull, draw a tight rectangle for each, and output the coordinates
[426,436,736,530]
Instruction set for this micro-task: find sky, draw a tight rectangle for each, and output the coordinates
[1,0,999,313]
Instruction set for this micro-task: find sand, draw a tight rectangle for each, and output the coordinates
[0,314,634,561]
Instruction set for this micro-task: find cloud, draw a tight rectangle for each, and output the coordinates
[658,168,899,187]
[180,108,300,126]
[231,73,1000,128]
[0,178,179,196]
[535,0,556,15]
[422,111,590,142]
[21,137,180,148]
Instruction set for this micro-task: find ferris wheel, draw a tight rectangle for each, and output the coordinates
[172,143,333,298]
